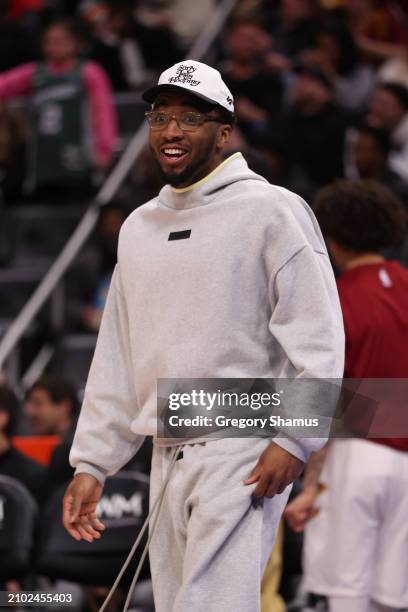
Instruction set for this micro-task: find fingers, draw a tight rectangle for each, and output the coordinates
[62,487,105,542]
[77,515,102,542]
[64,489,82,524]
[251,474,288,499]
[62,492,81,538]
[89,511,106,532]
[243,463,261,485]
[252,475,270,498]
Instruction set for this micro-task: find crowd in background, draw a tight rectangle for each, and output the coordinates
[0,0,407,211]
[0,1,408,611]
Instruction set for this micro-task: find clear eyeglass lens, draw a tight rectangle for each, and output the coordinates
[148,111,203,130]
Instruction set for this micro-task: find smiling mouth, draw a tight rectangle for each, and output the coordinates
[160,146,189,165]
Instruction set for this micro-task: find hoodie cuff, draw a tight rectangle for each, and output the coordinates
[272,437,308,463]
[74,462,107,486]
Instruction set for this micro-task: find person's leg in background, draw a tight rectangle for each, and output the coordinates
[261,520,286,612]
[303,440,387,610]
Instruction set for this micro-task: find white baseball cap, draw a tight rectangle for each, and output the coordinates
[142,59,234,113]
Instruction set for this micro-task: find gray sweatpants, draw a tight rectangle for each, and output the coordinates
[149,437,291,612]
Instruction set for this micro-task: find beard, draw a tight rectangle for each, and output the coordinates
[150,136,217,188]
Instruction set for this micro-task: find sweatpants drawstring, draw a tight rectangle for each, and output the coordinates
[99,445,182,612]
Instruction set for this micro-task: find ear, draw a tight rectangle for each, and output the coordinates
[216,124,233,151]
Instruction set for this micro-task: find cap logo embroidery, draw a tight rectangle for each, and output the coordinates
[168,65,200,87]
[226,96,233,105]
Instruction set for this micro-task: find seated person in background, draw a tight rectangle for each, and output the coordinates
[350,123,408,205]
[24,375,80,502]
[300,21,375,113]
[24,375,79,437]
[0,382,45,504]
[85,2,148,91]
[366,82,408,183]
[220,19,284,139]
[285,180,408,612]
[0,18,117,200]
[283,63,347,193]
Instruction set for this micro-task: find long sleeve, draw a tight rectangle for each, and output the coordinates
[69,265,144,485]
[82,61,118,167]
[268,245,345,462]
[0,63,35,99]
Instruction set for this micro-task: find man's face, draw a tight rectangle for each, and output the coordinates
[367,89,405,131]
[148,90,231,188]
[354,132,384,176]
[24,388,68,435]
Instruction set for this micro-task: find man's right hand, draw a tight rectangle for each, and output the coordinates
[62,474,105,543]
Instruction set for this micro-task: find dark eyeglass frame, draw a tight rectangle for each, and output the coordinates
[145,110,222,131]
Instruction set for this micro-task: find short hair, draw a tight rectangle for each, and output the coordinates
[378,82,408,111]
[313,180,407,252]
[356,123,391,155]
[43,18,83,43]
[26,375,79,416]
[0,383,20,438]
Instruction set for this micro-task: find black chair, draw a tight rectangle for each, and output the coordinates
[0,475,38,580]
[36,471,150,587]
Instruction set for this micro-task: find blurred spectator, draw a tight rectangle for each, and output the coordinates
[300,21,376,112]
[250,132,311,197]
[378,41,408,88]
[351,123,408,203]
[6,0,45,30]
[68,203,128,332]
[264,0,322,59]
[283,63,347,192]
[0,382,45,503]
[0,18,117,200]
[366,82,408,182]
[343,0,407,63]
[24,375,79,436]
[220,19,284,138]
[86,2,148,91]
[0,0,39,71]
[132,0,182,73]
[0,104,27,202]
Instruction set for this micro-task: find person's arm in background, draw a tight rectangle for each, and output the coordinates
[0,63,36,99]
[284,443,330,533]
[82,61,118,172]
[63,264,145,542]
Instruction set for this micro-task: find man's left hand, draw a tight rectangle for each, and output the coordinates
[244,442,304,498]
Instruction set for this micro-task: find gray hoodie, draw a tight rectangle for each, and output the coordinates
[70,153,345,485]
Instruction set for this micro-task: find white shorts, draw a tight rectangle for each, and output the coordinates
[303,439,408,608]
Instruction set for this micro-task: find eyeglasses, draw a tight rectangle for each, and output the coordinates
[145,110,221,132]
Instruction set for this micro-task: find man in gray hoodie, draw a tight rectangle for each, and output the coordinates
[62,60,345,612]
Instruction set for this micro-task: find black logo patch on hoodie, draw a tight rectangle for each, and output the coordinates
[168,230,191,241]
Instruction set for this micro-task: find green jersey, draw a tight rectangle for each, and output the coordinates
[27,62,92,191]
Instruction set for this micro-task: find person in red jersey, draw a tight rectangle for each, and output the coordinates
[285,180,408,612]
